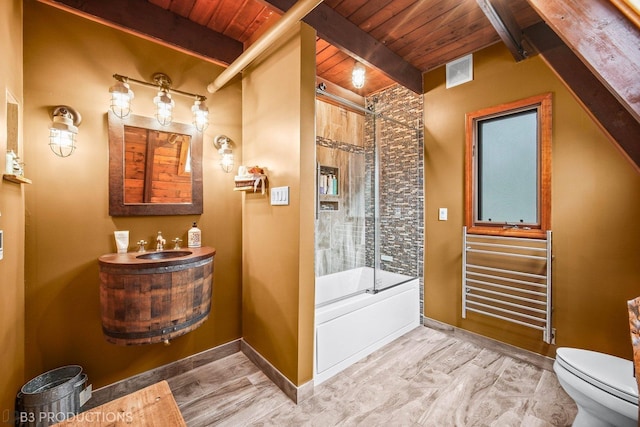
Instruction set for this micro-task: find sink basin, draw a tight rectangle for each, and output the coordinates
[136,250,193,260]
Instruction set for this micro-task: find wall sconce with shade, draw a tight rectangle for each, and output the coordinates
[109,73,208,131]
[213,135,234,173]
[352,61,366,89]
[49,105,81,157]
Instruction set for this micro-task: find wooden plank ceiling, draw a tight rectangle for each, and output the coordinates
[41,0,541,95]
[38,0,640,170]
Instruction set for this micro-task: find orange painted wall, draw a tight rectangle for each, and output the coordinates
[22,0,243,389]
[241,23,316,386]
[423,43,640,359]
[0,0,25,420]
[16,0,639,401]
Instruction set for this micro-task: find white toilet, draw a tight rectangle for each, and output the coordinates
[553,347,638,427]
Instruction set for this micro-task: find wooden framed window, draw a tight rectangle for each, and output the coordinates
[465,93,552,238]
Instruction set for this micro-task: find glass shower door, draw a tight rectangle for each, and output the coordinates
[369,102,422,293]
[315,87,422,304]
[315,120,374,306]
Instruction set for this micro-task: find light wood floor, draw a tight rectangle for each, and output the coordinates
[168,326,577,426]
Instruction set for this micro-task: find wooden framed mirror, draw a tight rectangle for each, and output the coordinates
[108,112,203,216]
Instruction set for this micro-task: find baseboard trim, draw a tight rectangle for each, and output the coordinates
[241,339,314,404]
[87,338,313,410]
[422,316,555,371]
[85,339,241,409]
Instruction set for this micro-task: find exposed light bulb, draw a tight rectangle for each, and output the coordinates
[352,62,366,89]
[214,136,234,173]
[49,129,77,157]
[192,98,209,132]
[153,89,174,126]
[218,140,234,173]
[109,81,134,118]
[220,152,234,173]
[49,106,80,157]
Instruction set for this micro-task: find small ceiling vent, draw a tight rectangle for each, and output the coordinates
[446,54,473,88]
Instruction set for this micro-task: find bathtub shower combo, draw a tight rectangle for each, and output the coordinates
[315,268,419,384]
[314,87,422,385]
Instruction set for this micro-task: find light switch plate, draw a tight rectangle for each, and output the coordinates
[271,186,289,206]
[0,230,3,260]
[438,208,448,221]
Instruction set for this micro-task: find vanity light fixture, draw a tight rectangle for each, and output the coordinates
[109,79,134,118]
[352,61,366,89]
[152,73,174,126]
[191,97,209,132]
[109,73,208,131]
[49,105,81,157]
[153,88,174,126]
[213,135,234,173]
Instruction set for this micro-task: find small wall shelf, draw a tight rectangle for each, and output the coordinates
[319,165,339,196]
[320,201,339,211]
[234,174,267,194]
[3,174,32,184]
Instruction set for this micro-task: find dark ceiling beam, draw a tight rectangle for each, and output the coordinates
[525,0,640,124]
[262,0,423,94]
[524,22,640,172]
[476,0,528,61]
[38,0,243,66]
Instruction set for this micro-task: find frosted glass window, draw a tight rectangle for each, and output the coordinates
[465,93,552,238]
[477,110,537,224]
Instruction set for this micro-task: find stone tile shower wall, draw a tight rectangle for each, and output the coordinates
[365,85,424,316]
[364,85,423,275]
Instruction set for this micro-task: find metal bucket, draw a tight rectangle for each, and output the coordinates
[16,365,91,427]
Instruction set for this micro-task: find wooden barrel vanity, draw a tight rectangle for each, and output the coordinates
[98,247,216,345]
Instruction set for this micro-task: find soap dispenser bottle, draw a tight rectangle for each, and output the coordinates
[188,222,201,248]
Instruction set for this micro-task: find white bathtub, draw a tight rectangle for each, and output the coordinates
[314,267,420,385]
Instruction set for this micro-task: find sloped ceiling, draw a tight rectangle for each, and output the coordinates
[38,0,640,170]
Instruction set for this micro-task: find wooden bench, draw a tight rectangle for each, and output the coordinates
[54,380,186,426]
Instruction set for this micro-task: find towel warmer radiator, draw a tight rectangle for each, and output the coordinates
[462,227,553,343]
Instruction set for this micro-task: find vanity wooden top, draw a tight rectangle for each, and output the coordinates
[98,246,216,269]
